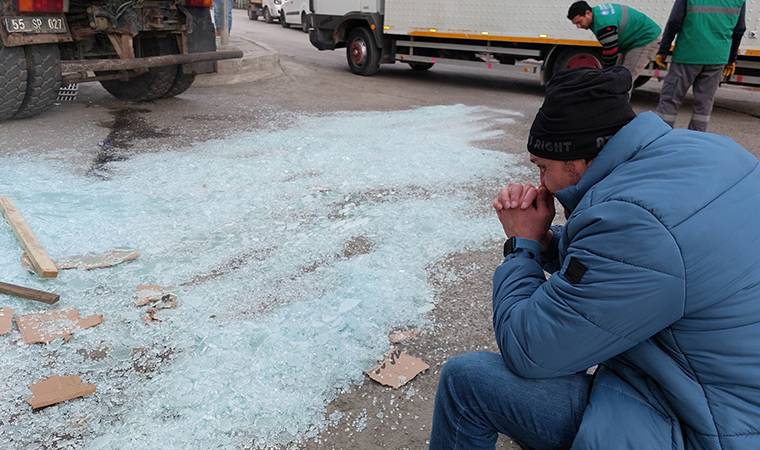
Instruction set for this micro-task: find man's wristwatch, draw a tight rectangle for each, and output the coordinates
[503,237,542,257]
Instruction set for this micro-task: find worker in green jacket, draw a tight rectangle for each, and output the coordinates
[567,2,661,89]
[655,0,746,131]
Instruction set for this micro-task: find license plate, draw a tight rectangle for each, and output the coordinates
[4,16,67,34]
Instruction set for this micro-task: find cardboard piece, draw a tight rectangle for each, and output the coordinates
[0,197,58,278]
[135,285,176,307]
[368,348,429,389]
[389,330,419,344]
[0,281,59,304]
[14,308,103,344]
[0,308,14,335]
[26,374,96,409]
[21,249,139,272]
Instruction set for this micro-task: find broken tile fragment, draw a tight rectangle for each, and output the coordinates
[368,348,429,389]
[142,302,179,324]
[21,249,139,273]
[389,330,419,344]
[0,308,14,335]
[136,285,178,324]
[27,374,96,409]
[142,309,159,324]
[14,308,103,344]
[135,285,176,307]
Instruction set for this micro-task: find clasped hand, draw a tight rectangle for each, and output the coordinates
[493,183,555,251]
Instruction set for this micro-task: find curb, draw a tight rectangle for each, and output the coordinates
[194,36,283,87]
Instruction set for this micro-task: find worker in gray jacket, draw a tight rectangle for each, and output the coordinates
[655,0,746,131]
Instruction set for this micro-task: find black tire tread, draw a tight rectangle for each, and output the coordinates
[0,43,28,121]
[409,62,434,71]
[99,38,177,102]
[101,66,176,101]
[346,27,380,76]
[162,71,197,98]
[13,44,62,119]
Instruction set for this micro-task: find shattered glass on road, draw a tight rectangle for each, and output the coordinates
[0,105,526,449]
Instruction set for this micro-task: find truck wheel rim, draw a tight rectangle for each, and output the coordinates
[565,54,600,69]
[350,39,367,66]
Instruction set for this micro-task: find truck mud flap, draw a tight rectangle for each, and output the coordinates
[309,28,335,51]
[183,6,217,74]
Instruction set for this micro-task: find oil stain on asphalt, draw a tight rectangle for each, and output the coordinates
[89,107,172,178]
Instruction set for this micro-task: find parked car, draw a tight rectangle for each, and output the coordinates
[279,0,309,32]
[248,0,283,23]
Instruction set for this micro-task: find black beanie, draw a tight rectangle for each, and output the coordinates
[528,66,636,161]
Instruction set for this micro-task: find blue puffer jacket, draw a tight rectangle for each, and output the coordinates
[492,111,760,449]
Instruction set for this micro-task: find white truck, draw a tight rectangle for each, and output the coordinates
[248,0,284,23]
[308,0,760,88]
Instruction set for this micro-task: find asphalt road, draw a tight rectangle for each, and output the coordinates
[2,9,759,160]
[2,10,760,449]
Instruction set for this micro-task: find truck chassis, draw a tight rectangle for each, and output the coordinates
[0,0,242,121]
[308,2,760,88]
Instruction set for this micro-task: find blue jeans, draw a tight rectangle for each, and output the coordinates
[213,0,233,31]
[430,352,592,450]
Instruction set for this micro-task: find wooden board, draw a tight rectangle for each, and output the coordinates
[0,197,57,278]
[0,281,59,304]
[27,375,96,409]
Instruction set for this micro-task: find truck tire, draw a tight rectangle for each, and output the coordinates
[248,6,258,20]
[264,7,273,23]
[301,12,308,33]
[13,44,62,119]
[633,75,651,89]
[162,71,197,98]
[155,36,197,98]
[551,47,602,76]
[99,38,177,102]
[0,42,28,121]
[409,62,434,71]
[347,27,380,76]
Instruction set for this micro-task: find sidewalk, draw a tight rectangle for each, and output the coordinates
[194,35,283,86]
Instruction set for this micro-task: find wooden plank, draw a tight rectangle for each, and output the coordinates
[0,281,59,304]
[0,197,58,278]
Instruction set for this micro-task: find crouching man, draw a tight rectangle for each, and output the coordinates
[429,67,760,450]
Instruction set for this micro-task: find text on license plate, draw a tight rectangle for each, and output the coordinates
[4,16,67,34]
